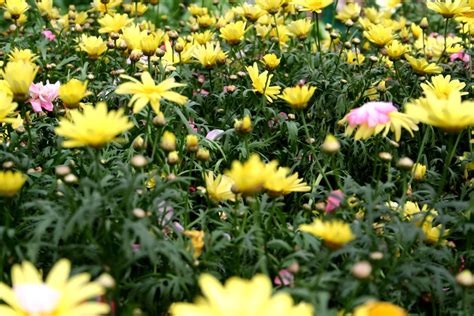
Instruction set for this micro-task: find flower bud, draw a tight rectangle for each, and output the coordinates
[196,148,210,161]
[352,261,372,279]
[167,151,179,165]
[420,17,429,29]
[378,152,393,161]
[186,134,199,152]
[234,116,252,133]
[132,135,146,150]
[133,208,147,218]
[321,134,340,154]
[153,112,166,126]
[131,155,148,168]
[55,165,71,177]
[97,273,116,288]
[397,157,414,170]
[160,131,176,152]
[456,270,474,287]
[412,163,426,180]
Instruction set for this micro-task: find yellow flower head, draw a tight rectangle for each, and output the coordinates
[280,84,316,109]
[188,4,208,16]
[225,154,269,195]
[0,170,26,197]
[288,18,313,39]
[169,274,313,316]
[354,301,407,316]
[427,0,470,18]
[412,163,427,180]
[204,171,235,202]
[91,0,122,14]
[300,219,355,249]
[262,53,281,70]
[336,1,361,23]
[192,30,215,45]
[345,50,365,65]
[140,33,161,57]
[220,21,247,45]
[256,0,286,14]
[59,79,90,108]
[160,131,176,152]
[124,2,148,16]
[405,55,443,75]
[246,62,281,102]
[4,0,29,19]
[363,24,394,47]
[115,72,187,115]
[98,13,132,33]
[264,161,311,196]
[420,74,467,99]
[0,60,38,101]
[79,35,107,60]
[292,0,334,13]
[184,230,205,258]
[8,48,38,63]
[234,115,253,133]
[36,0,59,19]
[233,3,265,22]
[192,42,226,69]
[55,102,133,148]
[0,259,109,315]
[422,222,449,244]
[0,92,18,125]
[385,40,410,60]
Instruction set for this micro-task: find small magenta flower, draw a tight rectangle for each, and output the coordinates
[42,29,56,41]
[28,81,60,113]
[346,102,396,127]
[274,269,294,286]
[325,190,344,213]
[450,51,470,64]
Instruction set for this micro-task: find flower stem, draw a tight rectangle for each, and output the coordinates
[437,132,463,199]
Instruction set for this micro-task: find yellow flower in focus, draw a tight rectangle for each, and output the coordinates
[0,92,18,125]
[0,259,109,315]
[280,84,316,109]
[140,33,160,57]
[336,2,361,23]
[427,0,470,18]
[412,163,427,180]
[8,48,38,63]
[354,301,407,316]
[292,0,334,13]
[169,274,313,316]
[4,0,29,19]
[0,60,38,101]
[300,219,355,249]
[225,154,269,195]
[184,230,205,258]
[220,21,247,45]
[121,24,147,50]
[193,42,226,69]
[345,50,365,65]
[204,171,235,202]
[115,72,187,115]
[288,18,313,39]
[363,24,393,47]
[420,74,467,99]
[405,55,443,75]
[55,102,133,148]
[0,170,26,197]
[262,53,281,70]
[385,40,410,60]
[59,79,90,108]
[264,162,311,196]
[98,13,132,33]
[246,62,281,102]
[79,34,107,60]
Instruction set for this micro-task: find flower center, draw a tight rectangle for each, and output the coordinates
[14,283,60,313]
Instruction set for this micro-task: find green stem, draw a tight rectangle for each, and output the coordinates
[436,132,463,199]
[437,18,450,64]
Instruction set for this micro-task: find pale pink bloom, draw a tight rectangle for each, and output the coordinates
[174,222,184,232]
[325,190,344,213]
[450,51,470,63]
[188,119,198,132]
[42,29,56,41]
[274,269,294,286]
[346,102,397,127]
[28,81,60,113]
[206,129,224,141]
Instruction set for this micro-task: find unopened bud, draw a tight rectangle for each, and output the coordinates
[352,261,372,279]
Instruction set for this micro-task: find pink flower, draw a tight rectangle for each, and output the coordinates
[325,190,344,213]
[206,129,224,141]
[450,51,470,64]
[42,29,56,41]
[274,269,294,286]
[28,81,60,113]
[346,102,397,127]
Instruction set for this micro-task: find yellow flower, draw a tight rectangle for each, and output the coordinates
[256,0,286,14]
[192,42,226,69]
[264,162,311,196]
[234,115,253,133]
[204,171,235,202]
[160,131,176,152]
[0,61,38,101]
[233,3,265,22]
[262,53,281,70]
[36,0,59,19]
[140,33,160,57]
[188,4,208,16]
[288,18,313,40]
[79,35,107,60]
[420,74,467,99]
[280,85,316,109]
[183,230,205,258]
[385,40,410,60]
[123,2,148,16]
[345,50,365,65]
[196,14,216,28]
[246,62,281,102]
[363,24,393,47]
[292,0,334,13]
[98,13,132,33]
[185,134,199,152]
[405,55,443,75]
[336,2,361,23]
[422,222,449,244]
[91,0,122,14]
[169,274,313,316]
[354,301,407,316]
[55,102,133,148]
[405,92,474,132]
[0,259,109,315]
[427,0,470,18]
[225,154,269,195]
[115,72,187,115]
[300,219,355,249]
[0,92,18,125]
[121,25,147,50]
[8,48,38,63]
[412,163,427,180]
[411,23,423,39]
[0,170,26,197]
[59,79,90,108]
[321,133,341,153]
[4,0,29,19]
[220,21,247,45]
[192,30,215,45]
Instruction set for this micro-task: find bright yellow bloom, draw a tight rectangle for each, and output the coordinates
[192,30,215,45]
[91,0,122,14]
[385,40,410,60]
[59,79,90,108]
[0,170,26,197]
[121,25,147,50]
[79,35,107,60]
[412,163,427,180]
[160,131,176,152]
[188,4,208,16]
[292,0,334,13]
[280,85,316,109]
[234,115,253,133]
[415,35,464,58]
[262,53,281,70]
[420,74,467,99]
[98,13,132,33]
[427,0,470,18]
[183,230,205,258]
[336,2,361,23]
[36,0,58,19]
[225,154,269,195]
[264,161,311,196]
[170,274,313,316]
[405,92,474,132]
[0,61,38,101]
[345,50,365,65]
[422,222,449,244]
[123,2,148,16]
[363,24,393,47]
[0,92,18,125]
[246,62,281,102]
[4,0,29,19]
[411,23,423,39]
[300,219,355,249]
[220,21,247,45]
[140,33,160,56]
[354,301,407,316]
[233,3,265,22]
[288,18,313,39]
[55,102,133,148]
[204,171,235,202]
[192,42,226,69]
[115,72,187,114]
[256,0,286,14]
[0,259,109,315]
[405,55,443,75]
[8,48,38,63]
